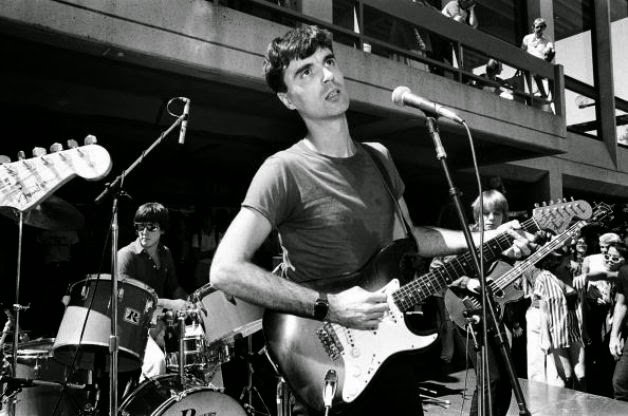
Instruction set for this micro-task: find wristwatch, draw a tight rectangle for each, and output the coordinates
[313,292,329,321]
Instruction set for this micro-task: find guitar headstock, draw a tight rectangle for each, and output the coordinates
[0,140,112,211]
[532,199,592,233]
[590,202,613,224]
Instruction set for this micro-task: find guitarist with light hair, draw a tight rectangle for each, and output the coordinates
[210,25,534,416]
[434,189,515,416]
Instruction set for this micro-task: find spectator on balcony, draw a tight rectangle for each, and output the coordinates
[442,0,478,28]
[433,0,478,76]
[521,17,555,98]
[388,1,430,70]
[475,58,505,95]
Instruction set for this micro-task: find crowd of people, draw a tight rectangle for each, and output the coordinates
[385,1,555,105]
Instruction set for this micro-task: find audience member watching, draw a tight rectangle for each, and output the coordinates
[526,239,585,390]
[521,17,555,98]
[607,243,628,400]
[435,0,478,77]
[442,0,478,28]
[476,58,505,95]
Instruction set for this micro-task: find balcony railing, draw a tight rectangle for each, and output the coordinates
[216,0,566,117]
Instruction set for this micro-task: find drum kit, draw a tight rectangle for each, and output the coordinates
[1,273,270,416]
[0,140,282,415]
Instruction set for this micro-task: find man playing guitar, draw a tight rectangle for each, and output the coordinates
[210,25,533,415]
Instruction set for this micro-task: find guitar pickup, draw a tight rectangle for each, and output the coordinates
[316,323,344,361]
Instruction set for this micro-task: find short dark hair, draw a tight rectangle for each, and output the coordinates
[134,202,169,230]
[263,25,334,93]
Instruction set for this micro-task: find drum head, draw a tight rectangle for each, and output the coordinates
[155,388,247,416]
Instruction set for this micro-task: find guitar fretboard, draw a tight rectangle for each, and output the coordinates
[392,217,540,312]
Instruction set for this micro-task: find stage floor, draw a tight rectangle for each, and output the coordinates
[420,370,628,416]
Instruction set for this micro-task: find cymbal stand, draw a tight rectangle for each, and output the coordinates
[239,338,271,416]
[5,211,30,415]
[93,97,188,416]
[262,346,290,416]
[177,311,186,386]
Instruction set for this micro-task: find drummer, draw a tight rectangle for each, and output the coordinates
[117,202,191,380]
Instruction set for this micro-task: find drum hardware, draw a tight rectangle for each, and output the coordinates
[262,348,292,416]
[1,338,97,416]
[177,311,186,385]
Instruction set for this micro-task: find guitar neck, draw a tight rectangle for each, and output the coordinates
[392,217,540,312]
[492,221,585,292]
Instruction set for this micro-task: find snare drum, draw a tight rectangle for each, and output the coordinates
[53,274,157,371]
[10,339,89,416]
[119,374,246,416]
[165,323,208,372]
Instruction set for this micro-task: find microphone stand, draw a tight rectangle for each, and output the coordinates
[94,109,186,416]
[425,117,530,416]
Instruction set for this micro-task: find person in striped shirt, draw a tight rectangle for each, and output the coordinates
[526,239,585,389]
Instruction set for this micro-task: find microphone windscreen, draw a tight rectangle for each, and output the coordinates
[391,86,412,107]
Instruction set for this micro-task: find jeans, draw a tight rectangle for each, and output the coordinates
[456,326,512,416]
[613,337,628,401]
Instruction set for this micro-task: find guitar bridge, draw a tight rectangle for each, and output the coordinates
[316,323,343,360]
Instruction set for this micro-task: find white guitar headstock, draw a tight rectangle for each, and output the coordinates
[0,137,112,211]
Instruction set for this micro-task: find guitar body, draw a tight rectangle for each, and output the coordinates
[445,260,524,329]
[263,239,438,412]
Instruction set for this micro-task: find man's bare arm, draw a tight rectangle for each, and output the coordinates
[610,293,627,359]
[210,208,387,329]
[398,198,528,259]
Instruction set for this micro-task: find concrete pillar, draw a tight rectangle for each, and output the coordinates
[546,159,563,201]
[592,0,617,165]
[297,0,332,23]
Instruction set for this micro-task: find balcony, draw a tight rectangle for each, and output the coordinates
[0,0,567,202]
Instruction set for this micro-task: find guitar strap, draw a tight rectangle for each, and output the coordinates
[361,143,414,240]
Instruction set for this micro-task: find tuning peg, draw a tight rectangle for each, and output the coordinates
[17,150,26,160]
[570,196,575,201]
[32,147,47,157]
[67,139,79,149]
[50,142,63,153]
[534,203,539,208]
[84,134,97,145]
[541,201,547,207]
[0,155,10,164]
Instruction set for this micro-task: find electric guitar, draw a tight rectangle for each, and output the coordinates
[0,142,112,211]
[445,202,611,330]
[263,199,592,412]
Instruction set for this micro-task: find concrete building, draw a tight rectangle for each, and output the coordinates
[0,0,626,226]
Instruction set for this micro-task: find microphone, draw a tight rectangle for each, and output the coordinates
[178,97,191,144]
[392,86,464,123]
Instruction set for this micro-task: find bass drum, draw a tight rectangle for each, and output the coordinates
[119,375,246,416]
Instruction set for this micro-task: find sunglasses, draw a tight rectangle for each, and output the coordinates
[604,254,624,263]
[134,223,160,232]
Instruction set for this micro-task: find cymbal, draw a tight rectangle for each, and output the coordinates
[0,195,84,231]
